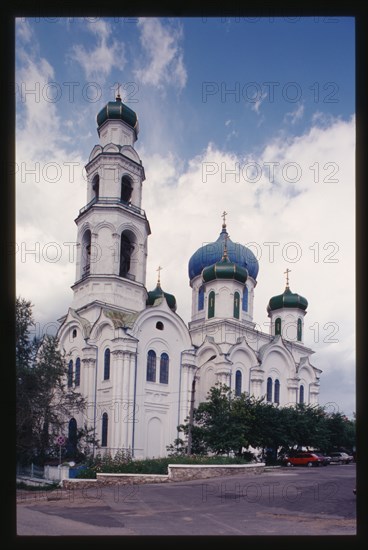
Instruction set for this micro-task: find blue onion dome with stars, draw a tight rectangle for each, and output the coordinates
[96,91,139,136]
[267,270,308,312]
[188,213,259,282]
[146,267,177,312]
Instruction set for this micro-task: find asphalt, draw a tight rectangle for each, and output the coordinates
[15,463,357,537]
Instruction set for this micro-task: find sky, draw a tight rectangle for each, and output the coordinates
[15,16,355,417]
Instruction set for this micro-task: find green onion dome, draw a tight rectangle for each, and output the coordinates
[97,96,139,135]
[267,286,308,312]
[202,252,248,284]
[146,284,177,312]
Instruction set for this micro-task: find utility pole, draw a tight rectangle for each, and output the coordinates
[187,354,216,455]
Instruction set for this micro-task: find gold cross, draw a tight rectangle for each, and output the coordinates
[221,210,228,226]
[284,268,291,287]
[157,265,163,286]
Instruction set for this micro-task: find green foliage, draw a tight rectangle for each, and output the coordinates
[76,451,252,479]
[170,383,356,460]
[16,296,86,465]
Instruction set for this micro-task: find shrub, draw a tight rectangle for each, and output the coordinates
[75,452,253,479]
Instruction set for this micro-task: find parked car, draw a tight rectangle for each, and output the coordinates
[284,452,324,467]
[329,452,354,464]
[312,453,331,466]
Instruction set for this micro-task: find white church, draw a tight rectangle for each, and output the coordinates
[57,93,322,459]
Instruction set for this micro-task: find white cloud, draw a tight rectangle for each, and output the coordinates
[135,18,187,90]
[284,103,304,125]
[142,115,355,415]
[70,20,126,80]
[16,18,33,44]
[16,47,86,328]
[251,92,267,114]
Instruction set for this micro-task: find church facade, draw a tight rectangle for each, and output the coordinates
[57,94,322,459]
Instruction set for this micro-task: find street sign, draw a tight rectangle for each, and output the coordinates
[56,435,66,446]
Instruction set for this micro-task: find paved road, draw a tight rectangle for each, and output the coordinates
[16,464,356,536]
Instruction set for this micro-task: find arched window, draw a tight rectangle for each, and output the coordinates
[266,377,272,402]
[121,175,133,203]
[82,230,91,278]
[159,353,169,384]
[156,321,164,330]
[208,291,215,319]
[68,418,77,449]
[198,285,204,311]
[275,317,282,336]
[75,357,81,386]
[274,379,280,404]
[67,360,73,388]
[242,287,248,311]
[299,384,304,404]
[297,318,302,342]
[92,174,99,200]
[101,413,108,447]
[72,329,77,339]
[146,350,156,382]
[233,291,240,319]
[235,370,242,396]
[104,349,110,380]
[119,233,134,277]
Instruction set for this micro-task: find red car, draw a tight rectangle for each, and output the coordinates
[284,452,324,467]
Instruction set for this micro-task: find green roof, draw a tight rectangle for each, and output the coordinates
[202,255,248,284]
[268,287,308,312]
[146,284,177,312]
[97,97,138,132]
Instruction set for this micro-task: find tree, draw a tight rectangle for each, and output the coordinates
[325,412,356,452]
[16,297,85,464]
[169,379,356,461]
[176,384,257,457]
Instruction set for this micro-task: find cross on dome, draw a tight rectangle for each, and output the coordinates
[284,268,291,288]
[116,82,121,100]
[221,210,228,228]
[156,265,163,286]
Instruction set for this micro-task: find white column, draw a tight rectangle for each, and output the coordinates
[181,365,189,422]
[215,368,231,387]
[112,350,124,450]
[111,233,120,276]
[287,378,299,405]
[126,352,136,450]
[81,358,92,422]
[249,368,264,399]
[309,382,320,405]
[90,232,98,275]
[121,352,131,449]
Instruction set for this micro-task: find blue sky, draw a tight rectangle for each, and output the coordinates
[15,16,355,417]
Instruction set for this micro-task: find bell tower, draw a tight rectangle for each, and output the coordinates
[71,92,151,315]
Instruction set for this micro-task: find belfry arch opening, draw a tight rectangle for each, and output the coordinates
[121,175,133,203]
[81,229,91,278]
[92,174,99,200]
[119,230,136,279]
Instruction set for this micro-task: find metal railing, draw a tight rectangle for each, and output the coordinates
[17,463,45,479]
[79,197,145,217]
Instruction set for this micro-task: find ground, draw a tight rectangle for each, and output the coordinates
[15,463,357,537]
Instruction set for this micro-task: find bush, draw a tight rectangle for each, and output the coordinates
[76,452,253,479]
